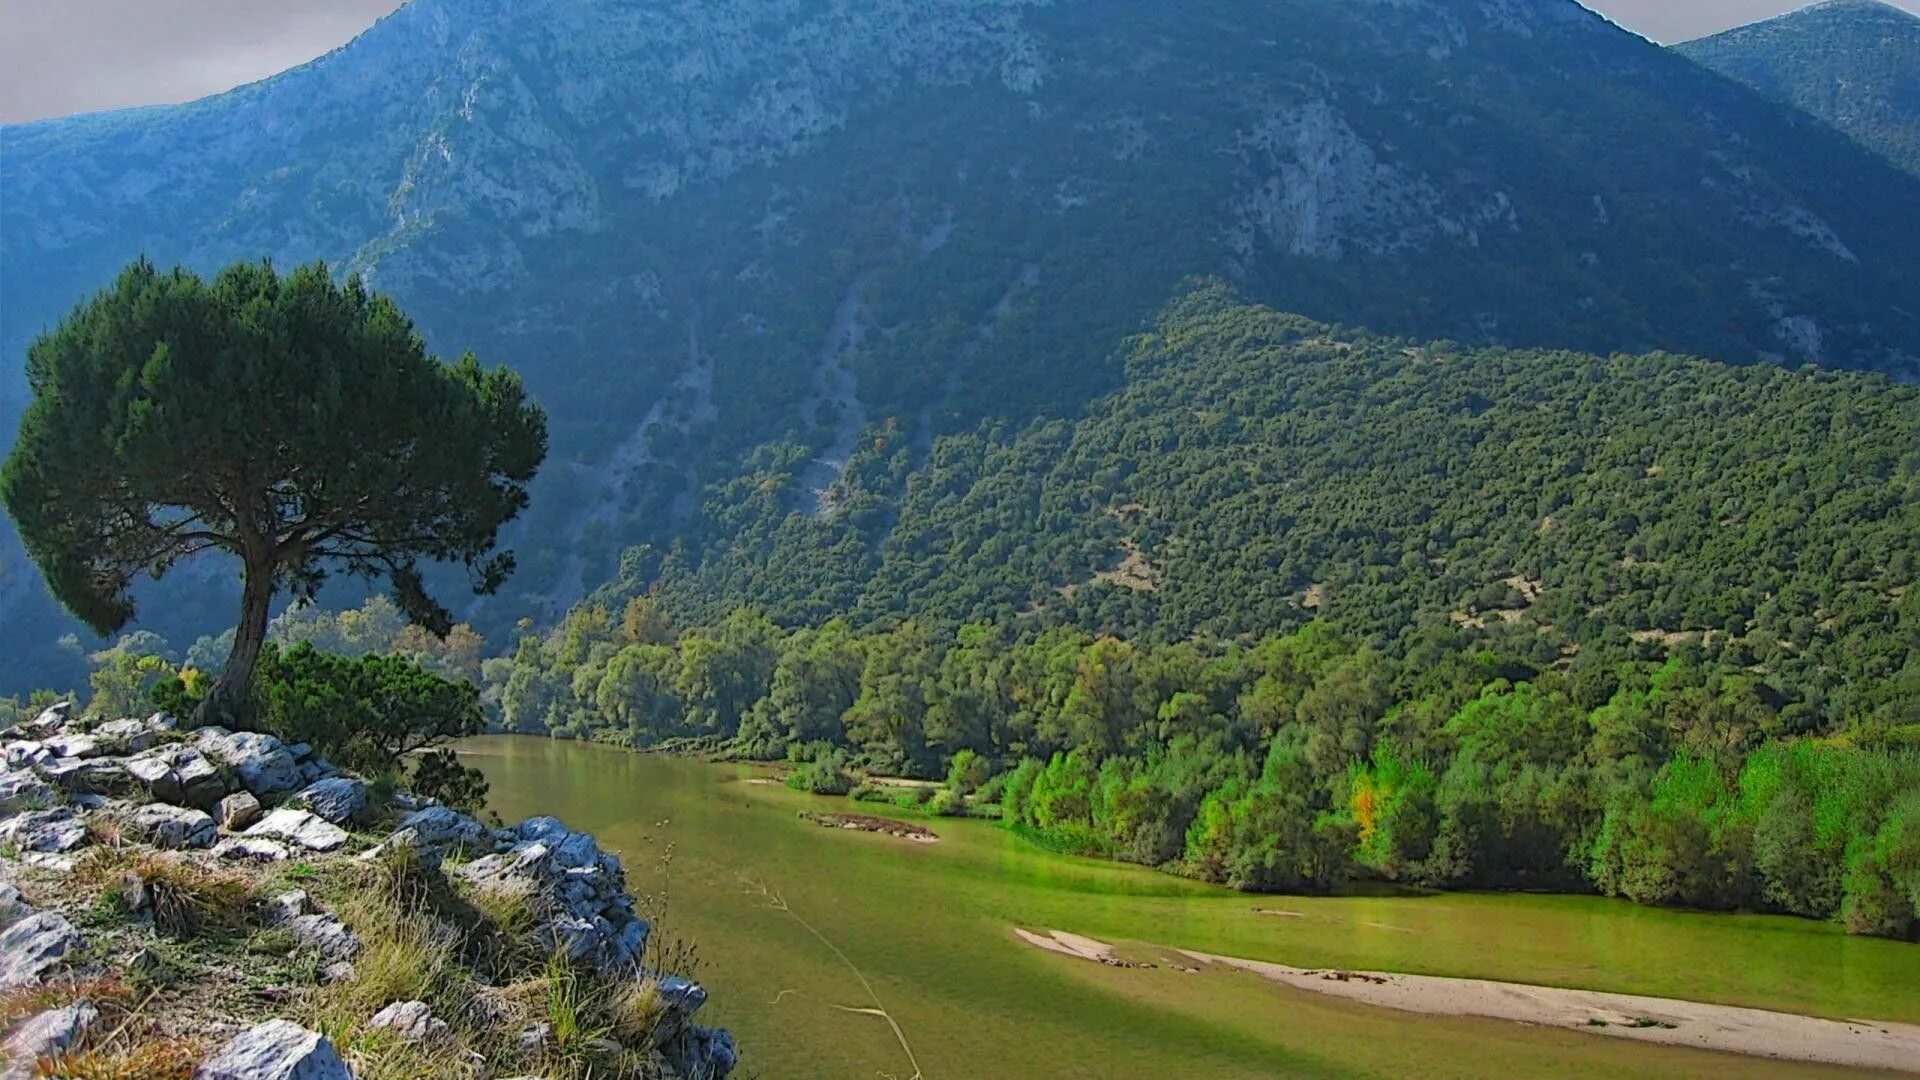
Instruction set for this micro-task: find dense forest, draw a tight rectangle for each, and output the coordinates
[26,290,1918,939]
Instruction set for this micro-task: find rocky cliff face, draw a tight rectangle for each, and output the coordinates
[5,0,1920,688]
[0,702,734,1078]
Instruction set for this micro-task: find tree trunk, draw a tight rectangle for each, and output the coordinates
[197,556,274,727]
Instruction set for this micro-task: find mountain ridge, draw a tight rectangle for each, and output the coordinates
[6,0,1920,692]
[1678,0,1920,175]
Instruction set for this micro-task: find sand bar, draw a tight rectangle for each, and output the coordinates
[1015,928,1920,1073]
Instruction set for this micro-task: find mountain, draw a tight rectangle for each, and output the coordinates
[6,0,1920,693]
[1678,0,1920,177]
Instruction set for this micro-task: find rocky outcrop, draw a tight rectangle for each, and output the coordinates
[0,704,735,1078]
[459,815,650,972]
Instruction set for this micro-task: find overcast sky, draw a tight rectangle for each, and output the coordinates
[2,0,1917,124]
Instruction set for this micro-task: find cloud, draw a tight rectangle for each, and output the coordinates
[0,0,405,123]
[4,0,1919,123]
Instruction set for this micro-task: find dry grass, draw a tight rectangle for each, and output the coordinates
[71,849,250,940]
[0,976,135,1030]
[35,1037,206,1080]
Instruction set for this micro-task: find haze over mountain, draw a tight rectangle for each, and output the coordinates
[5,0,1920,692]
[1680,0,1920,175]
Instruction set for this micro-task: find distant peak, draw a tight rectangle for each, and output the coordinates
[1787,0,1918,23]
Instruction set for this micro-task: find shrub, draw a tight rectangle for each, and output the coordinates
[786,750,853,795]
[252,643,485,775]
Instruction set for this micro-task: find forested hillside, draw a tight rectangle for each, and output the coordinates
[446,289,1920,937]
[1680,1,1920,176]
[8,0,1920,692]
[600,285,1920,724]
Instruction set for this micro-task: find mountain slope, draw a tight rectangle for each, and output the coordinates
[626,283,1920,727]
[1679,0,1920,176]
[6,0,1920,692]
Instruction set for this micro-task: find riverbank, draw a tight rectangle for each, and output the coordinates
[1016,929,1920,1073]
[464,737,1920,1078]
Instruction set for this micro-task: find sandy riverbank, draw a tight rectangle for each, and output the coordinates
[1015,928,1920,1073]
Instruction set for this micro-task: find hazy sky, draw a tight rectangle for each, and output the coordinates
[2,0,1917,124]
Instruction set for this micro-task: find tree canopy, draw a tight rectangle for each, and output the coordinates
[0,258,547,718]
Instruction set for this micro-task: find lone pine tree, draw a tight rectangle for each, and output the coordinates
[0,259,547,721]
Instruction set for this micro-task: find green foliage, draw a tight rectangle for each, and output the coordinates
[411,748,491,816]
[945,749,989,796]
[0,258,546,717]
[252,643,485,777]
[785,745,854,796]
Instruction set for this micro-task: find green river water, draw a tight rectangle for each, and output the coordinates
[460,736,1920,1079]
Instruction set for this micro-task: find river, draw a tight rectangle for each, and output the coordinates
[459,736,1920,1079]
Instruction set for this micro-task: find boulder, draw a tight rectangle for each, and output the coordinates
[43,734,104,760]
[0,808,87,853]
[219,791,263,832]
[212,837,291,863]
[93,718,158,755]
[0,769,57,814]
[0,911,82,987]
[292,778,367,826]
[192,1020,349,1080]
[397,805,487,849]
[124,746,227,810]
[194,729,303,797]
[246,808,348,853]
[0,999,98,1075]
[287,913,360,962]
[668,1026,740,1080]
[266,889,310,925]
[367,1000,448,1043]
[3,742,53,771]
[129,804,218,850]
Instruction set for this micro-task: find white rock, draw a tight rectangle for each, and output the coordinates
[287,913,360,961]
[0,882,27,926]
[195,729,303,796]
[292,777,367,826]
[94,718,158,754]
[1,999,98,1074]
[397,805,487,848]
[0,769,57,814]
[219,791,263,832]
[246,808,348,853]
[212,837,292,863]
[0,911,82,987]
[43,734,103,760]
[0,808,87,853]
[192,1020,350,1080]
[129,804,218,850]
[368,999,448,1043]
[267,889,310,924]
